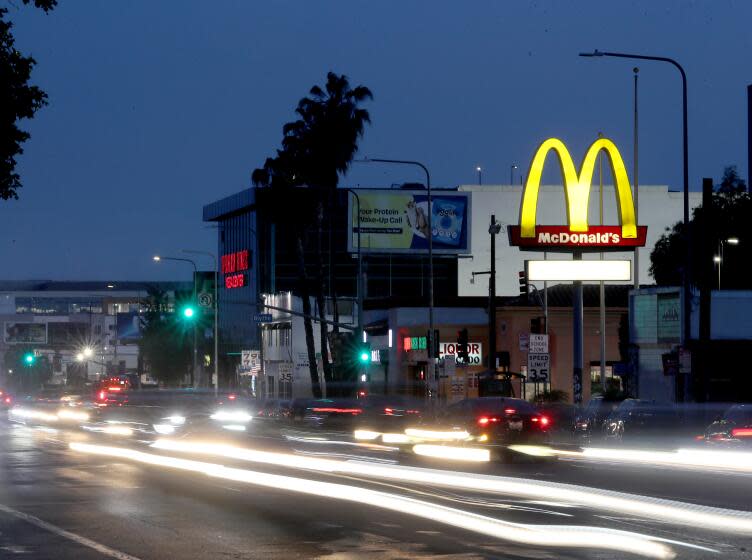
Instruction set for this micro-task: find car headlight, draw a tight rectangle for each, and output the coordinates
[164,415,186,426]
[210,410,253,423]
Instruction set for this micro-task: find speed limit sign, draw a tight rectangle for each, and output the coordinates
[527,353,550,381]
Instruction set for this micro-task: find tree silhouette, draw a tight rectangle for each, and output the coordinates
[0,0,56,199]
[650,167,751,289]
[253,72,372,398]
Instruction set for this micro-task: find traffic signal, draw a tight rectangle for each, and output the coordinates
[530,316,546,334]
[426,329,440,358]
[22,352,35,366]
[518,270,528,298]
[358,342,371,364]
[180,304,197,320]
[456,328,469,364]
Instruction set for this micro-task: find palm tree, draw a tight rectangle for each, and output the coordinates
[253,72,372,398]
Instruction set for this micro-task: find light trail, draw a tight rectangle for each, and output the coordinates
[150,439,752,535]
[69,442,678,558]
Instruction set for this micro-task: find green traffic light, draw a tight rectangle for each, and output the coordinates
[182,306,196,319]
[23,353,35,365]
[359,351,370,363]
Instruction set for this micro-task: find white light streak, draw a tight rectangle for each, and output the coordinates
[70,442,675,558]
[413,444,490,462]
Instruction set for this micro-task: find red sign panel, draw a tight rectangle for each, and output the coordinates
[508,225,647,251]
[225,273,245,289]
[221,250,250,275]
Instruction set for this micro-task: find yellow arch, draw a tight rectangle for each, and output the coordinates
[519,137,637,238]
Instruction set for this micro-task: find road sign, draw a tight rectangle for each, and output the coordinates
[529,334,549,354]
[241,350,252,368]
[253,313,273,323]
[198,292,213,308]
[518,333,529,352]
[527,353,550,381]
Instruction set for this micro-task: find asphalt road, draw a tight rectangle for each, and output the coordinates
[1,420,751,560]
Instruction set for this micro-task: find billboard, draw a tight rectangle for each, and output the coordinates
[117,312,142,343]
[347,190,471,254]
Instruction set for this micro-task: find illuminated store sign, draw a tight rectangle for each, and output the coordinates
[508,138,647,250]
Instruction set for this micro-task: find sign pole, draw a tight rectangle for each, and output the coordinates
[573,251,584,405]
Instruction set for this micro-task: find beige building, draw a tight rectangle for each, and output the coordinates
[495,284,630,403]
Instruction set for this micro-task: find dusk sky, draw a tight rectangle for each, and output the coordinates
[2,1,750,281]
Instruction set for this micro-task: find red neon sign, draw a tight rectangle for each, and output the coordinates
[225,273,245,289]
[221,250,250,274]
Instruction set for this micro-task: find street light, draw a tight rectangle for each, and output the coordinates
[83,346,93,358]
[356,157,435,394]
[580,48,690,399]
[344,189,363,344]
[717,238,740,290]
[510,164,518,185]
[183,249,219,397]
[153,254,199,387]
[476,166,482,185]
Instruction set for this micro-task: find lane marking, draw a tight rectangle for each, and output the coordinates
[0,503,142,560]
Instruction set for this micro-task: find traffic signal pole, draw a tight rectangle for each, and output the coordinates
[489,215,499,372]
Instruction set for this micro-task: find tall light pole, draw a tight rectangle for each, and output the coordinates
[476,166,482,185]
[510,164,518,186]
[580,49,690,401]
[182,249,219,396]
[154,255,198,387]
[716,237,740,290]
[356,158,434,394]
[344,189,363,342]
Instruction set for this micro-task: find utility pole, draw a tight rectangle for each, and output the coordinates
[488,215,501,372]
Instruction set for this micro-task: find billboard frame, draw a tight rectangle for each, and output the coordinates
[346,189,472,255]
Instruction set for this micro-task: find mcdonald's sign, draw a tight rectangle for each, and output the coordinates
[508,138,647,250]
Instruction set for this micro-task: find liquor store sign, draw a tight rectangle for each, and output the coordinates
[439,342,483,365]
[508,138,647,250]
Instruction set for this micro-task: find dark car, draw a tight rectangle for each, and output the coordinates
[353,395,422,434]
[601,399,679,443]
[410,397,551,457]
[704,404,752,446]
[536,402,577,443]
[574,396,624,441]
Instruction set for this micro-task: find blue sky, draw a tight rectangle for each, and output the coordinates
[2,0,750,280]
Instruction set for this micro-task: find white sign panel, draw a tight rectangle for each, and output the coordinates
[241,350,252,368]
[527,260,631,281]
[529,334,549,354]
[439,342,483,365]
[518,333,529,352]
[527,353,550,381]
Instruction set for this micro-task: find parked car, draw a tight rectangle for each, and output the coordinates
[574,396,624,441]
[703,404,752,446]
[601,399,679,443]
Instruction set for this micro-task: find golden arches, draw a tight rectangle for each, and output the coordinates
[519,138,637,239]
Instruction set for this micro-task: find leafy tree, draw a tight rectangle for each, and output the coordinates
[0,0,56,199]
[649,166,752,289]
[138,286,192,386]
[253,72,372,398]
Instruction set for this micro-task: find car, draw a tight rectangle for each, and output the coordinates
[353,395,423,434]
[574,396,624,441]
[405,397,552,460]
[703,404,752,446]
[0,388,13,409]
[601,399,679,444]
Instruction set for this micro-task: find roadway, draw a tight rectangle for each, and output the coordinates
[0,420,750,560]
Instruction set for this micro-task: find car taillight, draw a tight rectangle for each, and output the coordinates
[477,416,500,425]
[407,409,420,415]
[731,428,752,438]
[384,407,393,415]
[98,391,106,401]
[531,415,551,427]
[4,397,10,404]
[504,408,516,415]
[228,394,237,400]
